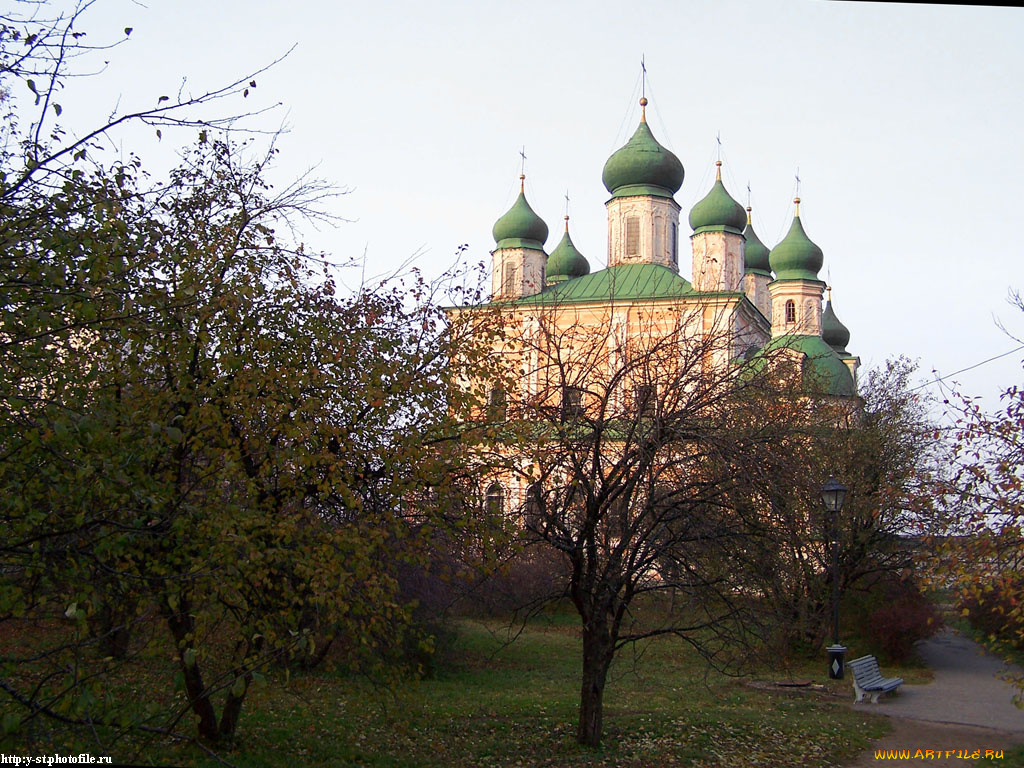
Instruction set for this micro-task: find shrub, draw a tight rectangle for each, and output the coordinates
[846,571,942,663]
[960,574,1024,651]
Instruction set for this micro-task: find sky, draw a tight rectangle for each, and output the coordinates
[38,0,1024,414]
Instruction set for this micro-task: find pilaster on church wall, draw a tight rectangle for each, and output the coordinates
[606,196,681,270]
[491,247,547,300]
[520,250,546,297]
[768,281,824,338]
[690,231,744,293]
[742,273,772,322]
[842,356,859,386]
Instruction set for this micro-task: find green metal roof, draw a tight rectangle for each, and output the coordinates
[763,334,856,397]
[516,263,692,305]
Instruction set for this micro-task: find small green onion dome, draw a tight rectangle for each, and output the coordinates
[769,199,824,281]
[493,176,549,250]
[547,217,590,283]
[688,162,747,234]
[822,298,851,355]
[602,98,684,199]
[742,207,772,276]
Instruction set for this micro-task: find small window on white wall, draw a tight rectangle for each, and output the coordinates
[502,263,516,296]
[785,300,796,324]
[626,216,640,256]
[670,222,678,266]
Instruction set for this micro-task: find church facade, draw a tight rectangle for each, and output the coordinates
[462,96,861,515]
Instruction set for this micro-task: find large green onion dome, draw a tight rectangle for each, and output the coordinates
[493,176,549,250]
[822,298,851,355]
[742,206,772,276]
[547,216,590,283]
[601,98,684,199]
[688,161,747,234]
[769,199,824,282]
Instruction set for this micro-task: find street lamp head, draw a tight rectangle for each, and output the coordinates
[821,477,848,513]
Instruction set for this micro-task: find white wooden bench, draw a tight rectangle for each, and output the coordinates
[848,654,904,703]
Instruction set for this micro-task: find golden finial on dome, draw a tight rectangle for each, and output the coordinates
[827,284,832,303]
[564,214,569,233]
[639,96,648,122]
[794,196,801,217]
[746,205,752,227]
[715,159,722,182]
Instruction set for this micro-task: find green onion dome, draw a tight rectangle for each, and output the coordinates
[822,298,851,355]
[601,98,684,199]
[742,207,772,276]
[547,217,590,283]
[688,162,747,234]
[492,176,549,250]
[769,199,823,282]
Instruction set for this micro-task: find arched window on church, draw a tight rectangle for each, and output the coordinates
[486,482,505,517]
[524,482,544,531]
[488,387,507,421]
[785,299,796,325]
[502,263,516,296]
[626,216,640,256]
[561,385,584,421]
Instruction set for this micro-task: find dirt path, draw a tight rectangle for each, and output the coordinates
[845,718,1021,766]
[844,629,1024,766]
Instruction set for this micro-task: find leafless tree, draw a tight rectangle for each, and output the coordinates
[480,295,820,746]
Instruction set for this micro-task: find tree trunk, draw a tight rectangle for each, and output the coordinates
[577,622,613,747]
[164,602,219,742]
[88,597,136,660]
[218,676,249,739]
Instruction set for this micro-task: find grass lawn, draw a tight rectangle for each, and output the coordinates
[3,612,902,767]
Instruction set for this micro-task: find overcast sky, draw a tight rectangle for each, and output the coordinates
[48,0,1024,413]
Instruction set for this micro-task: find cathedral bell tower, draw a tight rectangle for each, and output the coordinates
[688,161,746,293]
[767,198,825,338]
[601,97,684,271]
[491,174,549,300]
[742,206,773,320]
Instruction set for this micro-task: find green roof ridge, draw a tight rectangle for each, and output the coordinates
[516,263,692,305]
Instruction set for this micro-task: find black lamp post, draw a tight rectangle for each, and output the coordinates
[821,477,848,680]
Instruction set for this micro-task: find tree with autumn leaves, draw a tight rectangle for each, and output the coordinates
[0,2,503,746]
[930,312,1024,696]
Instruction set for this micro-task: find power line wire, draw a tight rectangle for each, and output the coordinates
[909,344,1024,392]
